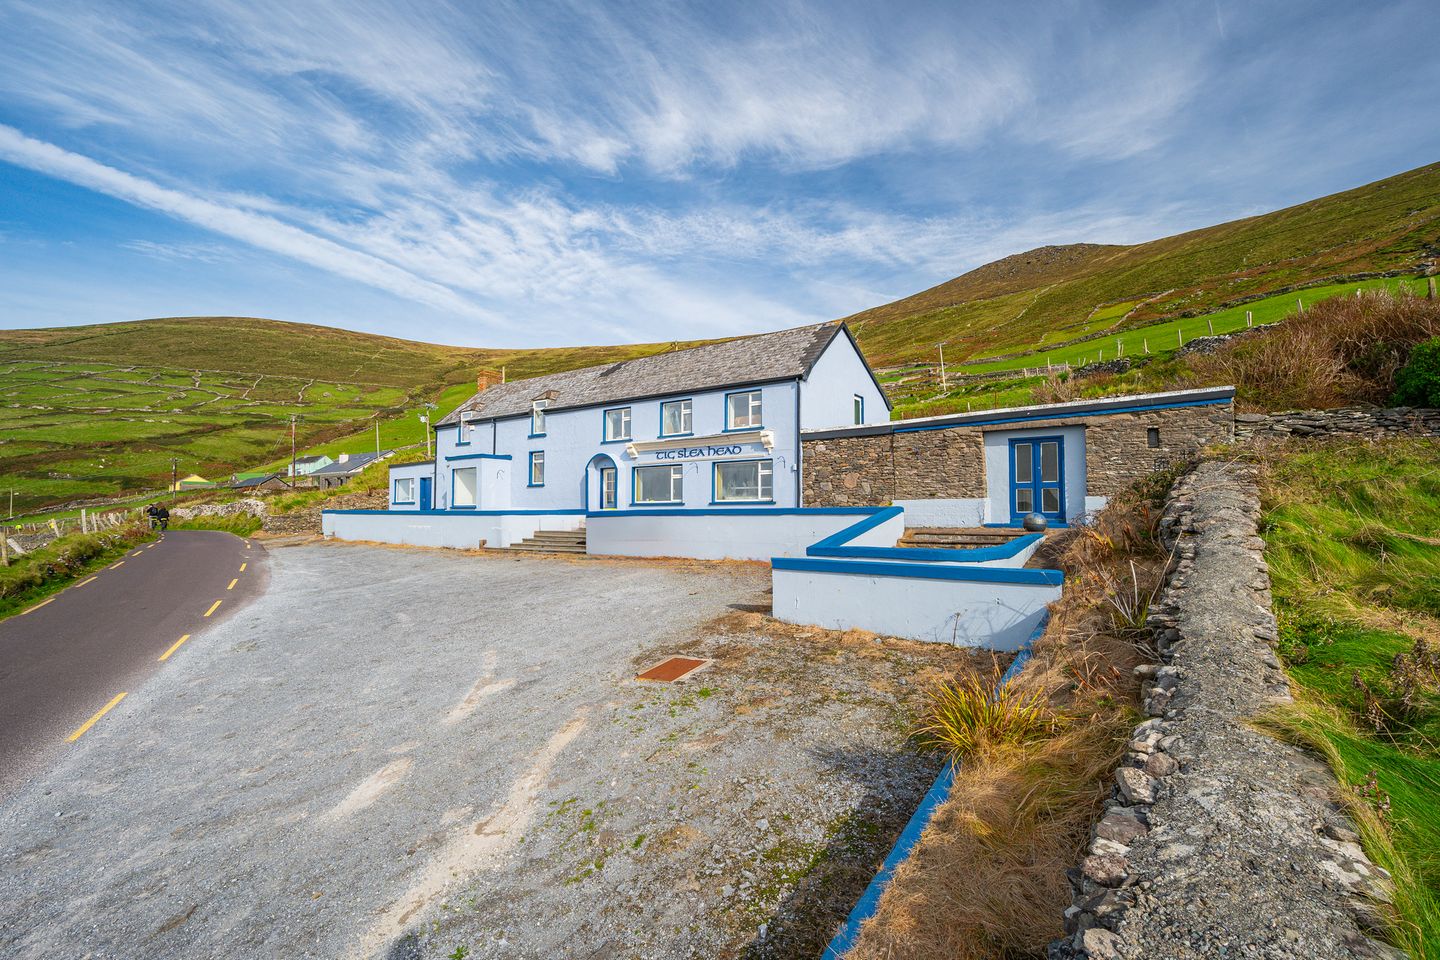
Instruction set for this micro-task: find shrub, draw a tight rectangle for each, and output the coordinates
[1186,290,1440,409]
[1392,336,1440,407]
[913,669,1058,761]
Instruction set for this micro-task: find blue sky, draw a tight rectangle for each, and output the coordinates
[1,1,1437,348]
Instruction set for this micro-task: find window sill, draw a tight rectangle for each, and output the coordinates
[392,500,417,506]
[526,482,546,488]
[528,432,547,439]
[722,424,764,433]
[710,499,776,506]
[599,438,631,445]
[452,505,477,510]
[658,431,694,440]
[630,500,684,507]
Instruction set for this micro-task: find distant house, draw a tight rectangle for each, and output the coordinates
[288,454,334,477]
[309,451,392,490]
[230,472,291,492]
[171,474,215,491]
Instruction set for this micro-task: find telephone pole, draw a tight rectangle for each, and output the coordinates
[289,413,301,480]
[171,457,179,504]
[937,343,948,392]
[375,419,380,457]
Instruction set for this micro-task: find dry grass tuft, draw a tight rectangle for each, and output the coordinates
[1186,289,1440,410]
[847,473,1180,959]
[913,670,1058,762]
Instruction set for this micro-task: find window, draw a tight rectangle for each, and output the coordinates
[714,459,773,502]
[853,394,864,425]
[1147,427,1161,448]
[457,417,474,446]
[453,467,477,508]
[660,398,693,437]
[393,477,416,504]
[529,450,545,486]
[725,390,763,430]
[634,464,683,503]
[530,399,549,436]
[603,406,632,442]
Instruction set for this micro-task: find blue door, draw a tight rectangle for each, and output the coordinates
[1009,436,1064,523]
[418,476,433,511]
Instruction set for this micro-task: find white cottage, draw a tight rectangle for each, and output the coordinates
[400,321,888,514]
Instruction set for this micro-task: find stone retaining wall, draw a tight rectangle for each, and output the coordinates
[1049,462,1403,960]
[1235,405,1440,442]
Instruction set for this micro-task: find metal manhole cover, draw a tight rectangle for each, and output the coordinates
[636,656,711,683]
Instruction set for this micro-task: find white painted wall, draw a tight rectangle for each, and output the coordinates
[982,425,1088,523]
[894,498,989,528]
[436,380,804,512]
[586,510,884,561]
[387,462,434,510]
[772,567,1058,649]
[799,331,889,431]
[323,511,581,549]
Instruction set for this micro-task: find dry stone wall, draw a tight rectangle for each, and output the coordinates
[1049,462,1404,960]
[1235,405,1440,442]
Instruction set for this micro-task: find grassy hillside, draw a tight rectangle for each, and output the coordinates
[849,162,1440,367]
[0,317,711,514]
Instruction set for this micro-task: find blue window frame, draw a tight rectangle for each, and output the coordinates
[659,398,693,438]
[528,450,545,487]
[456,418,473,446]
[529,399,549,437]
[853,394,864,425]
[724,389,763,431]
[632,463,683,505]
[392,477,416,505]
[712,458,774,504]
[1008,436,1065,522]
[602,406,632,443]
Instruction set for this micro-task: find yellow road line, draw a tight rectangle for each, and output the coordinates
[76,576,97,588]
[158,634,191,661]
[203,600,222,617]
[146,544,156,550]
[21,597,55,615]
[131,551,143,557]
[244,541,251,549]
[110,561,125,570]
[67,692,127,742]
[226,578,238,591]
[239,562,247,572]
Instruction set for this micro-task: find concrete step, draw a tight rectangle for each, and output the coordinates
[897,527,1023,549]
[504,541,588,554]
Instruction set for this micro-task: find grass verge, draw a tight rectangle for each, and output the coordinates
[171,514,264,537]
[1256,437,1440,958]
[0,523,156,621]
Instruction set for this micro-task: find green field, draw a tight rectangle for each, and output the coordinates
[956,276,1430,375]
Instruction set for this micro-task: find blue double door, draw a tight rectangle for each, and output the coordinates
[1009,436,1065,522]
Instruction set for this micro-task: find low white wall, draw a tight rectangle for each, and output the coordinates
[586,510,884,562]
[322,511,583,549]
[772,565,1059,649]
[894,497,988,527]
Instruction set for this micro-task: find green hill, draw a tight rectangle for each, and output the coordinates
[0,317,708,514]
[848,161,1440,367]
[3,161,1437,513]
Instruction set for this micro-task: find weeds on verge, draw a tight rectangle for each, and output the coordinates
[912,670,1058,762]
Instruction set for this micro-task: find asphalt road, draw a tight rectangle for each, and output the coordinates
[0,529,267,794]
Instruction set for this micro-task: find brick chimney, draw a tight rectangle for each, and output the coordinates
[476,368,503,391]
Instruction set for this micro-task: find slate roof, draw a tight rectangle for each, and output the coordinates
[310,451,391,476]
[231,472,287,488]
[437,321,848,426]
[293,455,329,465]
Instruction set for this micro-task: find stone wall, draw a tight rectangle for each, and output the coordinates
[1235,404,1440,442]
[1049,462,1402,960]
[802,403,1233,508]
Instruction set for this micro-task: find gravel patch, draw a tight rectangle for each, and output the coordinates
[0,542,984,959]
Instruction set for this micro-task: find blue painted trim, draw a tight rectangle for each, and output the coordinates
[586,506,880,519]
[893,396,1228,434]
[722,388,763,432]
[821,616,1046,960]
[445,452,512,462]
[324,508,588,516]
[449,462,478,509]
[528,450,544,487]
[710,456,775,505]
[601,405,633,443]
[628,500,684,507]
[809,505,904,551]
[391,501,417,506]
[392,477,417,506]
[659,397,694,438]
[708,500,775,506]
[451,505,476,510]
[812,533,1045,564]
[771,556,1063,586]
[984,521,1071,530]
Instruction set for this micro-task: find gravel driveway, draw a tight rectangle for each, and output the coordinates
[0,541,991,959]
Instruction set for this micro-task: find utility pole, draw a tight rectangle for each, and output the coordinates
[7,489,11,520]
[937,343,948,392]
[375,419,380,457]
[288,413,301,480]
[171,457,178,504]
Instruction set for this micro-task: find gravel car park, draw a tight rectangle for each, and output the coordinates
[0,541,991,960]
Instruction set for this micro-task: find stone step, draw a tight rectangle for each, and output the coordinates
[897,527,1024,549]
[503,541,588,554]
[526,531,587,541]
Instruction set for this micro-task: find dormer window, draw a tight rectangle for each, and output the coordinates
[457,416,474,445]
[530,398,550,436]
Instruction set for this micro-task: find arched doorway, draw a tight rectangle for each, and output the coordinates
[585,453,620,511]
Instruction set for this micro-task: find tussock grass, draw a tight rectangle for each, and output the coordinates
[848,472,1179,959]
[1256,438,1440,957]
